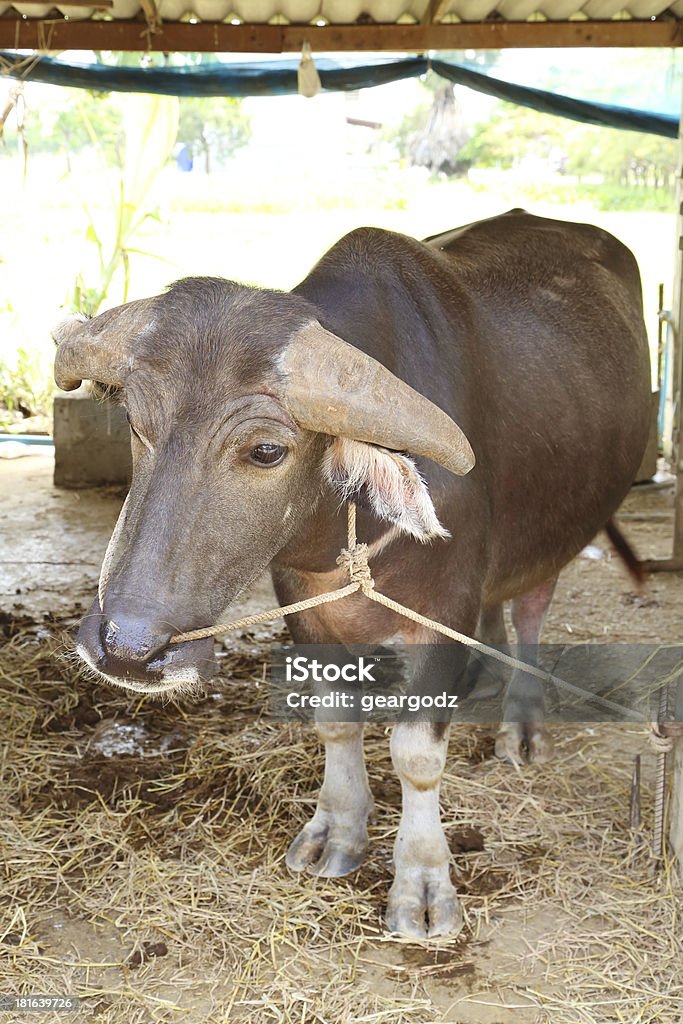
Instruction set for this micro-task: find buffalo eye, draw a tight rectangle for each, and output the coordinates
[250,443,288,467]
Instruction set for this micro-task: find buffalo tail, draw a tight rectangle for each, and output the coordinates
[604,518,644,585]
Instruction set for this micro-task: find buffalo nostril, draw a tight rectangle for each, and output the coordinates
[102,619,121,650]
[99,616,170,664]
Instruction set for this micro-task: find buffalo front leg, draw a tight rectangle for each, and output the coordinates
[386,720,461,938]
[495,577,557,765]
[286,719,374,877]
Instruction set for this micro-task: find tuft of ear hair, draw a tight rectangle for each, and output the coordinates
[323,437,450,543]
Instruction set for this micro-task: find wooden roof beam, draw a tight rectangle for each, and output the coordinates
[1,18,682,51]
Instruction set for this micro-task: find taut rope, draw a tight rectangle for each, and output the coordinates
[166,505,652,724]
[161,501,683,863]
[168,503,368,645]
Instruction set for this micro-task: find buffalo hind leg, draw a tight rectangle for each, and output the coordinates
[386,719,461,938]
[468,603,509,699]
[495,577,557,765]
[286,719,374,877]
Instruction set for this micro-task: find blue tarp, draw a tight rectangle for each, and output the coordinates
[431,59,678,139]
[1,51,678,138]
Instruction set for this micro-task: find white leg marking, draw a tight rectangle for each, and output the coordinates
[286,721,374,877]
[386,721,462,938]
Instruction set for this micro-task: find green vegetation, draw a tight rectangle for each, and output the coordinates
[568,128,676,191]
[177,97,251,173]
[0,51,678,434]
[1,89,251,173]
[456,103,677,196]
[458,104,567,169]
[0,305,54,431]
[385,50,678,206]
[69,93,179,317]
[43,93,123,169]
[509,181,677,213]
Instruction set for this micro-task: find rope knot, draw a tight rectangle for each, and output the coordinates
[336,543,374,589]
[649,719,683,755]
[650,723,674,755]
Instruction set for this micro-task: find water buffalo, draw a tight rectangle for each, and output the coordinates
[54,210,651,938]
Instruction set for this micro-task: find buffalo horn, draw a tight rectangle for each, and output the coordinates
[53,298,157,392]
[281,321,475,476]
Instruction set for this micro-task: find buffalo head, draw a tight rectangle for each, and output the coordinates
[54,279,474,695]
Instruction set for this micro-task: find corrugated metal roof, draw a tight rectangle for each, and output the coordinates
[2,0,682,19]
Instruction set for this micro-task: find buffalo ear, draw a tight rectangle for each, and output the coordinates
[323,438,450,543]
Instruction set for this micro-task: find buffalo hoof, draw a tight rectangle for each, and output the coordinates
[495,722,554,765]
[286,817,368,877]
[385,870,463,939]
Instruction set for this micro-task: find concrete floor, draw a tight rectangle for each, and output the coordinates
[1,451,679,649]
[0,454,276,629]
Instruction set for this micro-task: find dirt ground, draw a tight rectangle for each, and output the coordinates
[1,453,682,1024]
[1,453,679,640]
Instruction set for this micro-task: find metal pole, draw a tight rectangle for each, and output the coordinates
[653,685,669,864]
[670,669,683,876]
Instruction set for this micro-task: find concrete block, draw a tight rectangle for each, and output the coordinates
[53,390,132,489]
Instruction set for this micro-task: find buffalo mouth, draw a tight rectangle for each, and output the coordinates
[74,598,216,696]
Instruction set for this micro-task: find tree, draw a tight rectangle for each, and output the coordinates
[53,93,124,169]
[384,55,500,176]
[565,126,677,189]
[410,84,471,176]
[458,102,569,170]
[177,96,251,173]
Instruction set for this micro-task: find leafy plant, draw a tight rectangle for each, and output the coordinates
[68,93,179,317]
[0,303,55,428]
